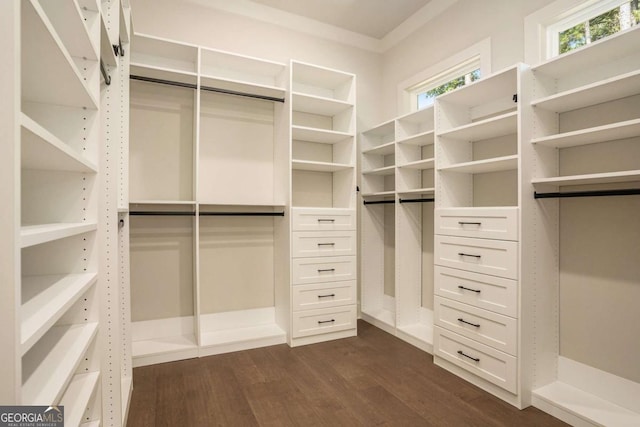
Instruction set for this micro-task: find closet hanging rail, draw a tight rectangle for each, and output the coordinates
[130,211,195,216]
[399,197,434,203]
[200,211,285,217]
[534,188,640,199]
[363,200,396,205]
[129,75,286,103]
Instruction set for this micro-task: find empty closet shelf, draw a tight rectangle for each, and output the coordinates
[292,126,353,144]
[396,130,435,146]
[200,324,286,350]
[21,223,97,248]
[531,170,640,188]
[292,160,352,172]
[132,335,198,358]
[437,111,517,141]
[59,371,100,427]
[438,155,518,174]
[531,118,640,148]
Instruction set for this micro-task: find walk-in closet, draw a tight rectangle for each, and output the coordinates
[3,1,639,426]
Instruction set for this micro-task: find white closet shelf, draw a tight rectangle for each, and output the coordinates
[80,422,100,427]
[200,74,285,100]
[396,130,435,146]
[439,155,518,174]
[397,323,434,347]
[438,66,518,107]
[533,381,640,427]
[130,63,198,86]
[292,61,354,101]
[292,126,353,144]
[200,323,286,350]
[129,200,196,205]
[397,188,435,196]
[532,26,640,78]
[131,33,198,75]
[21,223,98,248]
[531,69,640,113]
[532,118,640,148]
[21,114,97,173]
[292,160,353,172]
[60,371,100,427]
[362,120,395,137]
[361,307,395,328]
[362,165,395,176]
[22,0,99,109]
[21,273,98,355]
[292,92,353,116]
[399,158,435,170]
[22,322,98,405]
[101,14,118,67]
[397,106,434,124]
[531,170,640,188]
[361,191,395,197]
[38,0,98,61]
[437,111,517,141]
[132,334,198,358]
[201,48,285,84]
[362,141,395,156]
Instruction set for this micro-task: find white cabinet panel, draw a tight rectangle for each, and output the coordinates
[292,231,356,258]
[292,281,356,311]
[292,256,356,285]
[435,235,518,280]
[292,305,357,338]
[292,208,355,231]
[435,207,518,241]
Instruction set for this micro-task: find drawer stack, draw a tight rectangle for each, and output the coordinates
[291,208,357,345]
[433,207,519,393]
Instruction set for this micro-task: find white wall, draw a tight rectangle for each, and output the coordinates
[129,0,383,131]
[381,0,555,120]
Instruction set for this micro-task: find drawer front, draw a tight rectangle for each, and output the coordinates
[292,208,356,231]
[292,281,356,311]
[435,208,518,241]
[434,327,517,393]
[292,256,356,285]
[292,231,356,258]
[292,305,357,338]
[435,235,518,280]
[435,266,518,317]
[434,296,517,356]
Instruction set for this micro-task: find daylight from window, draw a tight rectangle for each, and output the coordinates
[558,0,639,54]
[416,69,480,110]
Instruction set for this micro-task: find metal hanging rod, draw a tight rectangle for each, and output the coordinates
[130,211,195,216]
[534,188,640,199]
[200,212,285,217]
[100,60,111,86]
[363,200,396,205]
[399,198,434,204]
[130,75,285,103]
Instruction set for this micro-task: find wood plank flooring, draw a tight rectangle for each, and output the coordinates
[127,321,567,426]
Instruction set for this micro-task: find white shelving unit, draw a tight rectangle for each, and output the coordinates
[0,1,135,425]
[360,106,436,347]
[524,26,640,426]
[289,61,358,347]
[433,64,526,408]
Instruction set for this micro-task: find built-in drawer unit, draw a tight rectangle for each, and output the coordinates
[292,281,356,311]
[292,256,356,285]
[435,235,518,280]
[434,266,518,317]
[434,326,517,393]
[435,207,518,241]
[292,305,357,338]
[292,208,356,232]
[292,231,356,258]
[434,296,517,355]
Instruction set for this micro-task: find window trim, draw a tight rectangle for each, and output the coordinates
[397,37,491,115]
[410,58,480,110]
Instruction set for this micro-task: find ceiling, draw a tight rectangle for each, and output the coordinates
[248,0,432,39]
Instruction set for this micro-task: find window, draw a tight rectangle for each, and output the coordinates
[409,58,481,110]
[545,0,640,58]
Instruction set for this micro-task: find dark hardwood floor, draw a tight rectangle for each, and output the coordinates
[127,320,567,426]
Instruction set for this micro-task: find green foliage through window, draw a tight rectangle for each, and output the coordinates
[559,1,639,55]
[417,69,480,110]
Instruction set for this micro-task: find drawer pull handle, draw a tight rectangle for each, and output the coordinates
[317,243,336,246]
[458,252,481,259]
[458,318,480,328]
[318,219,335,223]
[458,285,481,293]
[318,319,335,324]
[458,221,482,226]
[457,350,480,362]
[317,268,336,273]
[318,294,336,298]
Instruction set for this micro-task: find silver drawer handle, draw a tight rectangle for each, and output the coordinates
[458,285,481,293]
[458,221,481,226]
[457,350,480,362]
[458,252,481,259]
[318,319,335,324]
[318,294,336,298]
[317,243,336,246]
[317,219,335,223]
[458,318,480,328]
[317,268,336,273]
